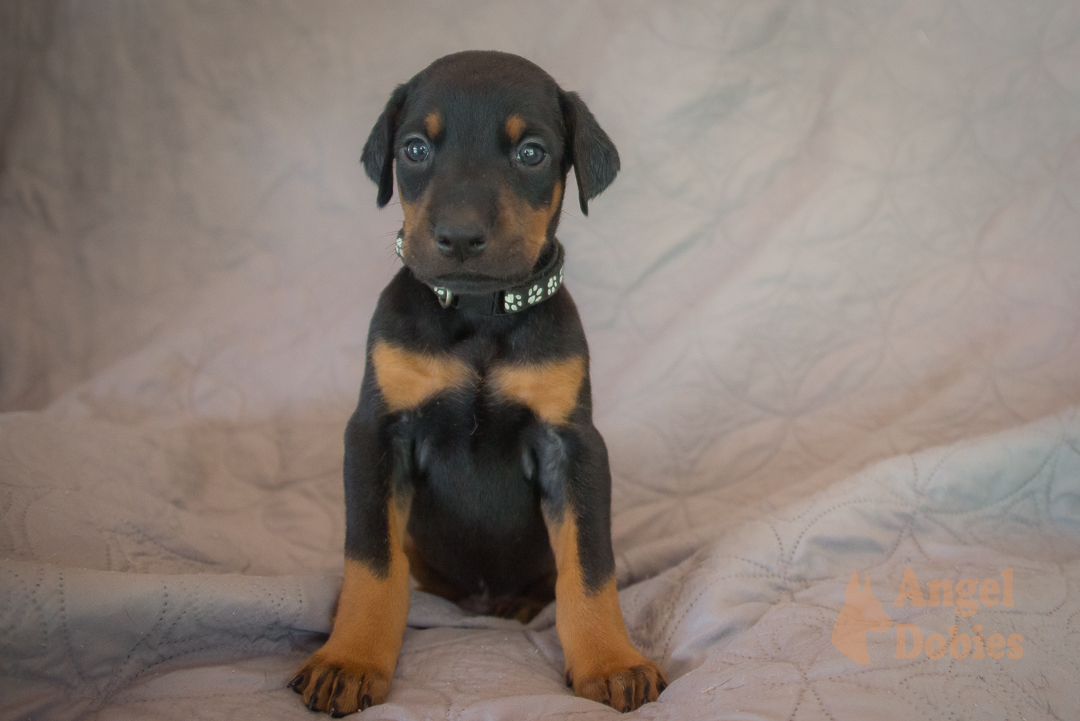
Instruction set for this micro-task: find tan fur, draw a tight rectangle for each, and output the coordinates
[535,180,563,253]
[294,497,412,714]
[491,354,583,425]
[398,183,432,250]
[424,111,442,138]
[496,179,563,268]
[372,341,475,411]
[505,113,526,143]
[545,512,667,710]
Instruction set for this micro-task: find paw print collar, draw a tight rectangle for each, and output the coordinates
[397,231,566,316]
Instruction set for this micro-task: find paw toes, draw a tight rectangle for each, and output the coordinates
[575,676,610,707]
[289,655,390,716]
[306,673,329,711]
[641,662,668,704]
[571,660,668,712]
[603,674,630,712]
[327,674,361,717]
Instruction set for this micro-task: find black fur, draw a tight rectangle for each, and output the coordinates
[350,49,620,611]
[289,52,673,718]
[360,84,407,208]
[558,90,620,215]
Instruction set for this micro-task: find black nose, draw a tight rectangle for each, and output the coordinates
[434,223,487,261]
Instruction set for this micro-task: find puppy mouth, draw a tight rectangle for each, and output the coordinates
[424,271,517,295]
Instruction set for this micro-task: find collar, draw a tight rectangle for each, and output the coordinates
[396,231,565,315]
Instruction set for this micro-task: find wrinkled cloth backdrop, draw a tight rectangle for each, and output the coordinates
[2,2,1080,719]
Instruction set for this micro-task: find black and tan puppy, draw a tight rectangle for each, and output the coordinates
[290,50,667,716]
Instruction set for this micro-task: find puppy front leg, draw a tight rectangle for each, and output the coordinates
[538,425,668,712]
[290,416,411,717]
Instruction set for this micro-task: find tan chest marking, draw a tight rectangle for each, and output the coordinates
[372,341,475,411]
[491,355,585,425]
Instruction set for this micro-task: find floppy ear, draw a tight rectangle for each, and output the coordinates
[559,90,620,216]
[361,84,408,208]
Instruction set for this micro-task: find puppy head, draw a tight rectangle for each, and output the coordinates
[361,51,619,295]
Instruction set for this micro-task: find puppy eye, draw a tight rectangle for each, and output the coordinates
[403,138,430,163]
[516,143,546,167]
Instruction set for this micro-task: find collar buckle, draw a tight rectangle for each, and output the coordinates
[433,286,454,308]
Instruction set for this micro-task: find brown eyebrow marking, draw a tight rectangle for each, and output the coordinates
[371,341,475,411]
[490,354,584,425]
[424,111,442,137]
[505,114,527,143]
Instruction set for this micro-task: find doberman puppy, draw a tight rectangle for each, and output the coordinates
[289,50,668,716]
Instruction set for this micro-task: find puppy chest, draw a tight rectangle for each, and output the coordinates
[371,340,585,424]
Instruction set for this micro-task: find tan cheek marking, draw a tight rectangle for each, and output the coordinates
[372,341,475,411]
[398,182,432,242]
[496,179,564,268]
[506,114,527,143]
[399,181,432,257]
[527,179,562,259]
[545,512,642,679]
[424,111,441,137]
[400,194,416,235]
[490,355,584,425]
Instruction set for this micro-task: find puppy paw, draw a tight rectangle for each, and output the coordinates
[289,652,392,717]
[566,658,668,712]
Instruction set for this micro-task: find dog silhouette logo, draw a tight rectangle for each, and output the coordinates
[831,570,894,665]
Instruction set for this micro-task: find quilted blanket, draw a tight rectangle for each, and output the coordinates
[2,1,1079,719]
